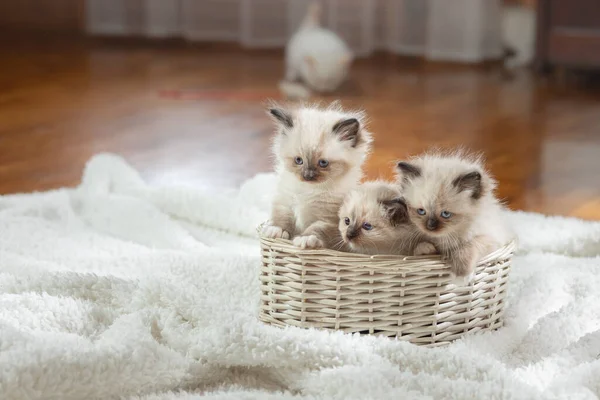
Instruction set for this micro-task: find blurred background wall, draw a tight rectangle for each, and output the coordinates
[0,0,84,33]
[0,0,536,34]
[82,0,502,62]
[0,0,534,62]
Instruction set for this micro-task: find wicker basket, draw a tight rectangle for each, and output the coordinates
[258,231,515,347]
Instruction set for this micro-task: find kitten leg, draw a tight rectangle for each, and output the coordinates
[414,241,438,256]
[263,200,294,239]
[262,225,290,240]
[448,246,477,286]
[278,80,311,100]
[293,235,323,249]
[292,221,334,249]
[285,66,300,82]
[280,65,310,99]
[447,236,488,285]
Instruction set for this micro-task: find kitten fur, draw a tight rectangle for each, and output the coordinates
[263,102,372,249]
[283,2,352,94]
[338,181,438,256]
[396,150,513,282]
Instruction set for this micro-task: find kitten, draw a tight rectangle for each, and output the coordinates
[262,102,372,249]
[283,2,353,96]
[396,151,512,283]
[338,181,409,255]
[339,181,438,256]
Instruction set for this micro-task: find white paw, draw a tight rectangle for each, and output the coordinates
[278,80,311,100]
[449,272,475,287]
[414,242,438,256]
[262,225,290,240]
[292,235,323,249]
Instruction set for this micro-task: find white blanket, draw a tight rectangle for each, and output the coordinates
[1,154,600,400]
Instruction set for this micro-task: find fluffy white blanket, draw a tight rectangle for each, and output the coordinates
[1,154,600,400]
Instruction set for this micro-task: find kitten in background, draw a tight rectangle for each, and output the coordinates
[396,151,512,283]
[280,1,353,99]
[262,102,372,249]
[338,181,437,256]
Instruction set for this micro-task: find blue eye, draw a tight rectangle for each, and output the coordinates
[417,208,426,216]
[362,222,372,230]
[344,217,350,225]
[294,157,303,165]
[441,210,452,219]
[318,159,329,168]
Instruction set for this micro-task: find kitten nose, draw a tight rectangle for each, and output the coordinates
[346,229,359,240]
[302,168,317,181]
[426,218,439,231]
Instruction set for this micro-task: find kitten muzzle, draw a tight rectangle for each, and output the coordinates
[346,228,359,240]
[426,218,439,231]
[302,168,318,181]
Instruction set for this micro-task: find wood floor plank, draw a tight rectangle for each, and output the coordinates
[1,36,599,220]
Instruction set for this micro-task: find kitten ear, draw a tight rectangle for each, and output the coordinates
[304,55,317,71]
[396,162,421,180]
[381,198,408,226]
[453,171,483,199]
[268,107,293,130]
[332,118,360,147]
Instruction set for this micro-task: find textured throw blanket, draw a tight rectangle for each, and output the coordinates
[1,154,600,400]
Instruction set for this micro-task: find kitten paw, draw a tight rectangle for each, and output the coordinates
[262,225,290,240]
[447,246,478,286]
[414,242,438,256]
[449,272,475,287]
[292,235,324,249]
[448,260,476,286]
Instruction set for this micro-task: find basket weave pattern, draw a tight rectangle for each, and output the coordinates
[259,235,515,346]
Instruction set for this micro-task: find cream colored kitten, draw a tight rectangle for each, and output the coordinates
[339,181,438,256]
[396,151,512,283]
[262,102,372,249]
[284,2,352,94]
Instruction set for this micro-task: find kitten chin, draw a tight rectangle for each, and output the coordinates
[338,181,422,256]
[263,102,373,250]
[395,150,513,282]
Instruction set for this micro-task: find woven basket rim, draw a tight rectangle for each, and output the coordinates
[258,223,514,345]
[258,222,517,265]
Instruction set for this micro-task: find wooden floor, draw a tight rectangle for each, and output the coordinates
[1,36,600,220]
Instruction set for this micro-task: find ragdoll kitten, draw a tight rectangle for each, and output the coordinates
[262,102,372,249]
[338,181,438,256]
[282,2,352,96]
[396,151,512,283]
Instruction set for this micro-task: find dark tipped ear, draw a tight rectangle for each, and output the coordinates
[453,171,483,199]
[381,198,408,226]
[268,108,293,129]
[332,118,360,147]
[396,162,421,180]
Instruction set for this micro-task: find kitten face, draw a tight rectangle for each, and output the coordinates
[285,149,349,183]
[396,153,494,239]
[338,182,409,255]
[269,103,372,186]
[403,185,474,238]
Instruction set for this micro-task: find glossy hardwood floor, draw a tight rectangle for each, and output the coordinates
[1,36,600,220]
